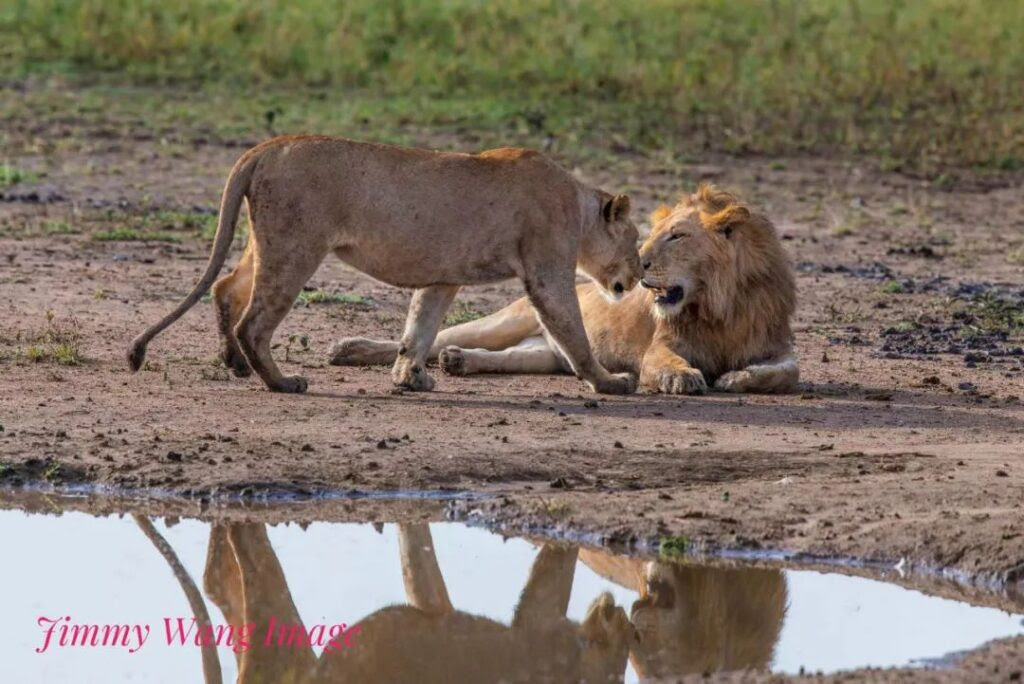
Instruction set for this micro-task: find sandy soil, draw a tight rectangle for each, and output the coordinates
[1,84,1022,681]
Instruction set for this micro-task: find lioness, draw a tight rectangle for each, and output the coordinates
[331,184,798,394]
[127,136,641,395]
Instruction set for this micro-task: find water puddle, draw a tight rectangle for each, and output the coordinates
[3,494,1022,682]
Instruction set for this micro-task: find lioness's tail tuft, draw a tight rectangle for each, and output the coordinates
[127,337,148,372]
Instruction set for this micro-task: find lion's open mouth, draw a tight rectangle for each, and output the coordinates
[643,283,684,306]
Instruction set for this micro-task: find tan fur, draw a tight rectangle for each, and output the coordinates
[333,184,798,394]
[579,550,787,678]
[202,523,635,683]
[127,135,642,395]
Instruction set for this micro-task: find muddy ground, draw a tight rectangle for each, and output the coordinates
[1,83,1022,681]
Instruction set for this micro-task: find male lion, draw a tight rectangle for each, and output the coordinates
[331,184,798,394]
[127,136,641,395]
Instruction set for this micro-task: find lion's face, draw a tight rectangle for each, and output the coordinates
[579,194,642,301]
[638,186,753,320]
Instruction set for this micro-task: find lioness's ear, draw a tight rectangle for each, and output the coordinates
[603,194,631,222]
[649,204,673,226]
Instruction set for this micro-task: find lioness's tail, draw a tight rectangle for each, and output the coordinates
[127,152,259,372]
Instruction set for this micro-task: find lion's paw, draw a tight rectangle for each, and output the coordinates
[329,337,392,366]
[438,346,467,376]
[392,359,435,391]
[714,369,753,393]
[651,367,707,395]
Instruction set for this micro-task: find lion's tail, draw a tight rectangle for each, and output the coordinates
[127,152,259,372]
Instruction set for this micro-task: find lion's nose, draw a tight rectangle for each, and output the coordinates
[642,261,652,270]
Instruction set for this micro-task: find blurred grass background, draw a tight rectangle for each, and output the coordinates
[1,0,1023,172]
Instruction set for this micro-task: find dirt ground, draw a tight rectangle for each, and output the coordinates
[1,84,1022,681]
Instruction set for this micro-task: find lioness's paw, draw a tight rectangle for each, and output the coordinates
[392,360,435,391]
[438,346,466,376]
[714,369,753,393]
[591,372,637,395]
[220,348,252,378]
[652,367,706,395]
[271,375,308,394]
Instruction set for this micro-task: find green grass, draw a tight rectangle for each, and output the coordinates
[41,220,77,235]
[92,227,180,242]
[0,163,39,187]
[295,290,373,307]
[1,1,1023,171]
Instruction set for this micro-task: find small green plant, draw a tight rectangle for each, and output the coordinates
[658,536,690,559]
[42,220,77,235]
[22,311,84,366]
[295,290,372,307]
[882,281,906,294]
[43,462,61,481]
[1008,247,1024,265]
[445,302,485,326]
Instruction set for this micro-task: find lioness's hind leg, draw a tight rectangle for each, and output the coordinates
[391,285,459,391]
[235,245,323,393]
[439,335,566,376]
[212,245,255,377]
[715,354,799,393]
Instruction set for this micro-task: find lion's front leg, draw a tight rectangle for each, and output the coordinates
[391,285,459,391]
[715,354,799,393]
[639,343,707,395]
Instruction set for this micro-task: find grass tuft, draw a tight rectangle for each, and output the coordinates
[295,290,373,307]
[21,311,84,366]
[444,302,485,326]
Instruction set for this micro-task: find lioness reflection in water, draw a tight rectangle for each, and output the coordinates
[202,523,634,683]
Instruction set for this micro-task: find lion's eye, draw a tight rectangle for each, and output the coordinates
[666,233,684,242]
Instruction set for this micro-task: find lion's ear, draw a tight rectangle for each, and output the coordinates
[603,194,631,222]
[649,204,673,226]
[701,205,750,236]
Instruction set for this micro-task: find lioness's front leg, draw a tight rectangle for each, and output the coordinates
[392,285,459,391]
[525,273,635,395]
[640,342,707,394]
[715,354,799,393]
[397,523,454,615]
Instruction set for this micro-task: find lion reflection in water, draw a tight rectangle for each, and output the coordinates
[199,524,786,683]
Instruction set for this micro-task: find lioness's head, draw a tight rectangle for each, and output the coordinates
[579,193,642,301]
[638,184,790,322]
